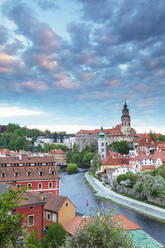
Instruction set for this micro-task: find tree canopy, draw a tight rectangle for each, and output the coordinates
[109,141,131,154]
[0,188,25,248]
[62,212,135,248]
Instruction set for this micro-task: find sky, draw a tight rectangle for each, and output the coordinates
[0,0,165,134]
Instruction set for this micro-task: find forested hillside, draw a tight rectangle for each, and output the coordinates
[0,123,64,151]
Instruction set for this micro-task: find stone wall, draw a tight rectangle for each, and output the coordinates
[114,185,165,206]
[114,185,142,199]
[147,196,165,206]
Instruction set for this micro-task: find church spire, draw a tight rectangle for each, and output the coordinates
[121,100,131,135]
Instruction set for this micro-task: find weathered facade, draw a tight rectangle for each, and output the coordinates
[75,102,137,151]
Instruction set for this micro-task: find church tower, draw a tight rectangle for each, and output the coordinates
[98,126,106,159]
[121,100,132,135]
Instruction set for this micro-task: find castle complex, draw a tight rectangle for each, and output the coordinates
[75,101,138,151]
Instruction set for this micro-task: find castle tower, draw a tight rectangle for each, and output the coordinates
[121,100,132,135]
[98,126,106,159]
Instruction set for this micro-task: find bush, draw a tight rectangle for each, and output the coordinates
[42,223,67,248]
[62,212,135,248]
[66,163,78,174]
[117,174,127,184]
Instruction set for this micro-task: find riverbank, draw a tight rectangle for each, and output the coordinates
[85,172,165,222]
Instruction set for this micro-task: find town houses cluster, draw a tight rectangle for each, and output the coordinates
[0,101,165,245]
[0,147,147,243]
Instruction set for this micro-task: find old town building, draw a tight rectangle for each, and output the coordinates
[50,149,67,165]
[75,101,137,151]
[0,156,60,195]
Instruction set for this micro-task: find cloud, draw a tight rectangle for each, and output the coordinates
[22,81,49,91]
[4,2,62,53]
[106,79,120,87]
[0,106,43,117]
[0,25,9,44]
[35,0,59,11]
[29,53,58,71]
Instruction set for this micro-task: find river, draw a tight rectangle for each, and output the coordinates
[59,170,165,245]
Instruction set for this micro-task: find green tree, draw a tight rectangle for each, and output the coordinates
[82,152,94,165]
[66,163,78,174]
[149,131,157,141]
[133,174,165,198]
[42,223,67,248]
[0,188,25,248]
[90,154,102,173]
[110,141,131,154]
[24,231,42,248]
[63,212,135,248]
[157,134,165,141]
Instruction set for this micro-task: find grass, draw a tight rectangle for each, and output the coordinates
[84,176,97,193]
[85,172,165,222]
[112,189,165,210]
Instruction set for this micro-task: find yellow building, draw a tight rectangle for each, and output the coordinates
[44,194,76,228]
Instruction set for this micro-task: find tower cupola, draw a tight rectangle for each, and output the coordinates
[98,126,106,159]
[121,100,132,135]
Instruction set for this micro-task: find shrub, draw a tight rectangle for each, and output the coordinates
[66,163,78,174]
[62,212,135,248]
[42,223,67,248]
[117,174,127,184]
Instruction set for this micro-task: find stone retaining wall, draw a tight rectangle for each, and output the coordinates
[85,172,165,221]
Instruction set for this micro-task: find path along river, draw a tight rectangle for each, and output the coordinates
[59,170,165,245]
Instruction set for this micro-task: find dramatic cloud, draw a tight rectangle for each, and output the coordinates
[0,0,165,132]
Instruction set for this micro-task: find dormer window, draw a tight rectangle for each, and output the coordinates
[2,173,6,178]
[15,172,19,177]
[39,171,43,176]
[51,171,55,175]
[27,171,31,176]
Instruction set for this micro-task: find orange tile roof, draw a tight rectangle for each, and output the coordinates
[0,149,10,156]
[141,165,155,171]
[64,214,141,236]
[50,149,66,154]
[113,214,141,231]
[0,156,55,165]
[44,194,68,212]
[64,216,83,235]
[0,165,59,183]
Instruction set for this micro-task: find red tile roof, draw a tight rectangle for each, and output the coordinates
[50,149,66,155]
[113,214,141,231]
[0,149,10,156]
[0,165,59,183]
[44,194,68,212]
[141,165,155,171]
[64,214,141,236]
[18,192,45,206]
[0,156,56,165]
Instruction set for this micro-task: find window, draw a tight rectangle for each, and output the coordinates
[27,171,31,176]
[66,202,69,207]
[102,142,104,146]
[15,172,19,177]
[38,183,42,189]
[102,148,104,152]
[48,182,52,188]
[52,213,56,222]
[27,183,32,188]
[28,215,34,226]
[39,171,43,176]
[46,212,51,221]
[16,184,21,189]
[2,173,6,178]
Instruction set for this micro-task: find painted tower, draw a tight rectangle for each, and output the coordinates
[121,100,132,135]
[98,126,106,159]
